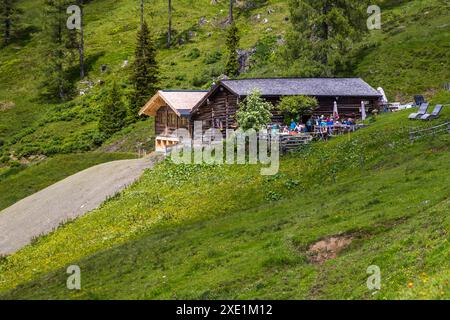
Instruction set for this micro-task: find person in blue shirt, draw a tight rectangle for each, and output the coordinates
[290,119,297,132]
[306,118,313,132]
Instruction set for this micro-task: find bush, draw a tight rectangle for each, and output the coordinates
[204,51,222,64]
[252,34,277,66]
[236,90,273,130]
[0,155,10,164]
[192,74,210,87]
[278,96,318,117]
[9,160,21,168]
[186,48,201,60]
[175,74,186,81]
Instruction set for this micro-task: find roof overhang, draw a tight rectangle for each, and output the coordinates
[139,90,181,117]
[190,79,382,114]
[139,90,208,117]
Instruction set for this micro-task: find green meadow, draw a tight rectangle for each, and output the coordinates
[0,0,448,299]
[1,107,449,299]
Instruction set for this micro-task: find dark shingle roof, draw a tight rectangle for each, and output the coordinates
[220,78,381,97]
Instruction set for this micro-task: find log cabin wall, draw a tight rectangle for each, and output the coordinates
[314,96,379,117]
[155,105,189,136]
[190,87,282,134]
[190,86,381,134]
[190,88,238,134]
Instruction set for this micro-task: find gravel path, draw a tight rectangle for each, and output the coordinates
[0,154,163,255]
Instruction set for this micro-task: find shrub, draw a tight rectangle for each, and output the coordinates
[175,74,186,81]
[9,160,21,168]
[278,96,318,117]
[252,34,277,65]
[236,90,273,130]
[265,191,282,201]
[204,51,222,65]
[0,155,10,164]
[192,74,210,87]
[186,48,201,60]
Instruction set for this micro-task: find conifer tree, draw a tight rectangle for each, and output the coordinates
[129,20,159,121]
[41,0,74,101]
[99,83,127,137]
[225,22,240,77]
[0,0,20,46]
[284,0,368,77]
[66,0,86,78]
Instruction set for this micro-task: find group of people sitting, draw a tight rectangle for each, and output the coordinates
[268,115,356,135]
[314,115,356,127]
[267,123,307,135]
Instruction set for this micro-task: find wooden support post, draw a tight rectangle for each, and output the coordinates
[166,108,169,135]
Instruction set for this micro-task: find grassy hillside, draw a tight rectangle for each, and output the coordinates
[0,0,448,299]
[1,0,449,160]
[0,0,290,200]
[356,0,450,101]
[0,106,448,299]
[0,152,136,212]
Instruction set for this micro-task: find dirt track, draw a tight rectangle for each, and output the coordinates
[0,154,163,255]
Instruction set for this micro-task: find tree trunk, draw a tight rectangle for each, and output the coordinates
[4,1,11,45]
[57,15,65,100]
[140,0,144,30]
[78,0,85,78]
[229,0,233,24]
[167,0,172,48]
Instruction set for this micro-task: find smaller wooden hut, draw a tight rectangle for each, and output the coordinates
[139,90,208,152]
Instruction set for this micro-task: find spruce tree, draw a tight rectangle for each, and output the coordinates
[66,0,86,78]
[99,83,127,137]
[0,0,20,46]
[129,20,159,122]
[225,22,240,77]
[284,0,368,77]
[41,0,74,101]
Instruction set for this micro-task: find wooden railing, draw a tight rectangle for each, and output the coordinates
[409,121,450,143]
[280,134,313,153]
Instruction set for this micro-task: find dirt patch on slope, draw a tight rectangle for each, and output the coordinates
[307,235,353,265]
[0,101,15,111]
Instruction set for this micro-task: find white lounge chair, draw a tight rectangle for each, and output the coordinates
[420,105,443,120]
[408,103,429,119]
